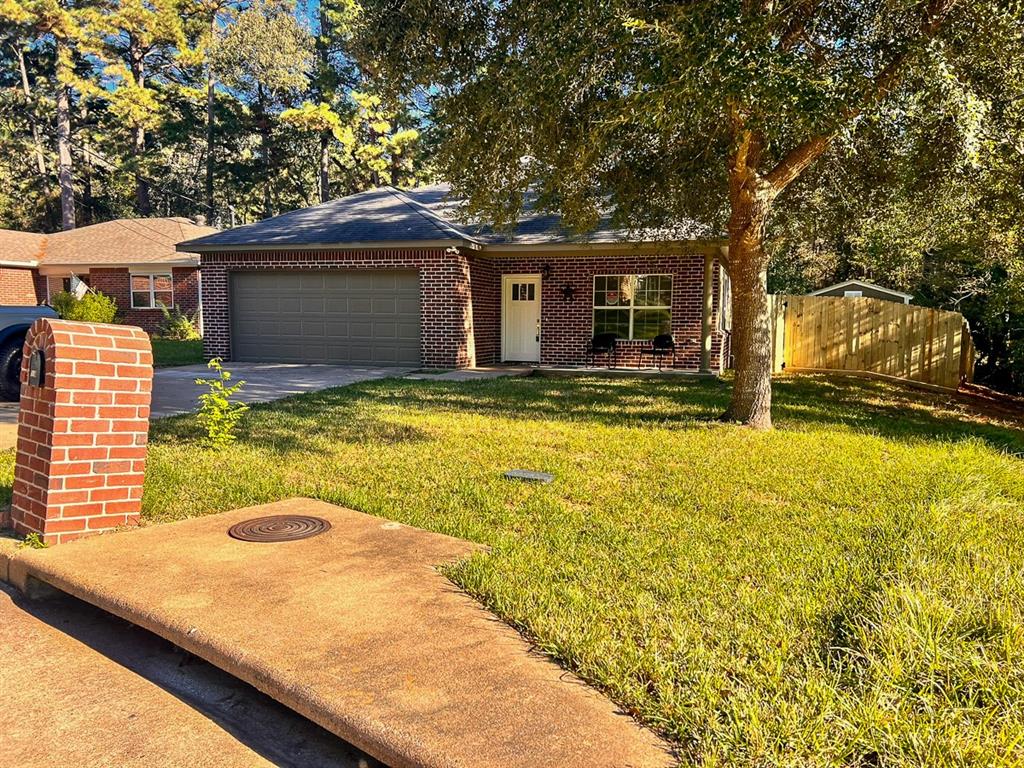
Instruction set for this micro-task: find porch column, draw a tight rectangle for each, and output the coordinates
[700,253,714,373]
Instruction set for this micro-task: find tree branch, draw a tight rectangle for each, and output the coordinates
[765,0,961,192]
[764,134,832,190]
[777,0,823,53]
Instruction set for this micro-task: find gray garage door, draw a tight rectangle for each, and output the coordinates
[230,270,421,365]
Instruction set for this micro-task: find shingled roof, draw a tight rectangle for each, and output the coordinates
[0,229,46,265]
[179,184,717,252]
[0,218,217,269]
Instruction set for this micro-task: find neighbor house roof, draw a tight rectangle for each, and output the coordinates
[42,218,218,268]
[1,218,218,270]
[0,229,46,266]
[178,184,718,252]
[809,279,913,302]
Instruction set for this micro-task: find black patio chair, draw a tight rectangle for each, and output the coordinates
[586,332,618,368]
[639,333,676,370]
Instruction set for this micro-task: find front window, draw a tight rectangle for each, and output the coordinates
[593,274,672,340]
[131,273,173,309]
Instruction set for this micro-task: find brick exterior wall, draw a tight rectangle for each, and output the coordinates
[471,251,727,370]
[10,319,153,545]
[87,266,201,334]
[0,266,43,305]
[198,248,727,371]
[200,249,476,368]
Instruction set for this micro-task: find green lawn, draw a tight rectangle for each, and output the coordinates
[3,373,1024,765]
[151,338,204,367]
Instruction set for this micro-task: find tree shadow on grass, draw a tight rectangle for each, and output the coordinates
[149,373,1024,457]
[347,373,1024,449]
[772,375,1024,453]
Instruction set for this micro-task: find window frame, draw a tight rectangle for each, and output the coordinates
[130,272,174,310]
[592,274,673,340]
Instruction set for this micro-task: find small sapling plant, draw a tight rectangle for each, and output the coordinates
[195,358,249,448]
[17,532,47,549]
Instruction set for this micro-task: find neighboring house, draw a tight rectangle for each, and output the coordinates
[810,279,912,304]
[0,218,216,332]
[180,184,731,371]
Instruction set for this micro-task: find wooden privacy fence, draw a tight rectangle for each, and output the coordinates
[769,295,975,391]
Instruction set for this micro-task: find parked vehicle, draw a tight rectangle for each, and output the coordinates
[0,306,59,401]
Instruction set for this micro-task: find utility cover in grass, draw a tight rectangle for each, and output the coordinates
[504,470,554,484]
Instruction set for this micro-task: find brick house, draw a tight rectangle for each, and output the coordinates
[0,218,215,333]
[180,185,732,371]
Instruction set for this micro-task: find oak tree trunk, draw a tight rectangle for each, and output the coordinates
[722,170,775,429]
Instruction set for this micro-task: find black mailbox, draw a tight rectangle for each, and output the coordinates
[27,349,45,387]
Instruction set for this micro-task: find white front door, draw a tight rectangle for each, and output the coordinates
[501,274,541,362]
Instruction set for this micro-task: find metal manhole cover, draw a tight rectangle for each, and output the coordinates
[228,515,331,543]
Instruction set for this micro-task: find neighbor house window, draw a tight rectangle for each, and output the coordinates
[593,274,672,340]
[131,273,173,309]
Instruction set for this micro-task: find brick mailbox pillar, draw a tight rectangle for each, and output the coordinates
[10,319,153,544]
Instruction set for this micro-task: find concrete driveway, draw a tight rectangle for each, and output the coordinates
[151,363,415,418]
[0,365,413,445]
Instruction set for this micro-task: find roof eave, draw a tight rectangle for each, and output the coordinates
[0,259,39,268]
[182,238,723,255]
[38,258,199,273]
[478,238,727,254]
[182,239,479,253]
[810,279,913,300]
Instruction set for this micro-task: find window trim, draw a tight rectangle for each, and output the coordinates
[592,274,673,340]
[130,272,174,310]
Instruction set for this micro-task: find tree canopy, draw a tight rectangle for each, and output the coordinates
[0,0,433,229]
[354,0,1024,422]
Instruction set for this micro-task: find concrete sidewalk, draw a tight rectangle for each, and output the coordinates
[5,499,675,768]
[151,363,415,417]
[0,580,376,767]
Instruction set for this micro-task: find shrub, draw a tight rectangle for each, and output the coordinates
[51,290,118,324]
[194,357,248,448]
[158,303,201,341]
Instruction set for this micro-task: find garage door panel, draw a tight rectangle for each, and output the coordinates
[299,272,327,289]
[347,297,373,314]
[397,297,420,314]
[348,320,372,337]
[323,320,350,336]
[372,319,397,336]
[230,270,421,365]
[345,272,374,289]
[371,297,397,314]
